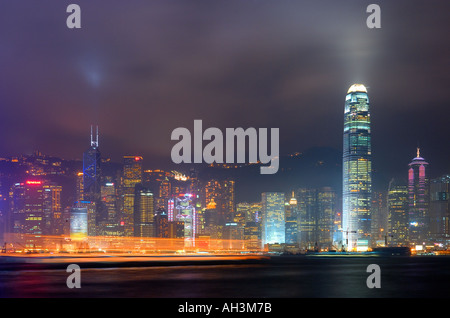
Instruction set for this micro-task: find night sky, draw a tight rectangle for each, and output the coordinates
[0,1,449,192]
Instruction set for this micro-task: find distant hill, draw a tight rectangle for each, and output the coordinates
[194,146,343,203]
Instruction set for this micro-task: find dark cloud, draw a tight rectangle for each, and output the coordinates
[0,0,449,189]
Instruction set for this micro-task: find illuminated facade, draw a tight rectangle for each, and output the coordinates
[122,156,143,236]
[342,84,372,250]
[83,126,101,202]
[174,194,197,245]
[101,181,117,223]
[429,175,450,246]
[70,207,88,240]
[371,191,388,245]
[408,148,429,246]
[204,179,235,225]
[74,200,96,236]
[261,192,285,246]
[134,185,154,237]
[387,181,409,246]
[9,181,44,237]
[285,191,299,244]
[155,208,169,238]
[76,172,84,201]
[43,183,62,235]
[297,187,336,250]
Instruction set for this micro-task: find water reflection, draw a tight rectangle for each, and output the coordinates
[1,256,450,298]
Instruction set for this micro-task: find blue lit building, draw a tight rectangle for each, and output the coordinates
[83,125,101,203]
[261,192,285,247]
[342,84,372,251]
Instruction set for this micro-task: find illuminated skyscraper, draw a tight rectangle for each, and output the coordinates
[297,187,336,250]
[83,126,101,202]
[261,192,285,246]
[285,191,299,244]
[174,193,196,244]
[76,172,84,201]
[43,183,62,235]
[98,181,122,236]
[204,179,235,225]
[122,156,143,236]
[429,175,450,246]
[74,200,96,236]
[155,208,169,238]
[387,180,409,246]
[9,181,44,236]
[134,184,154,237]
[408,148,430,246]
[342,84,372,250]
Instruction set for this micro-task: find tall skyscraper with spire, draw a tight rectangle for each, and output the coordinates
[342,84,372,251]
[82,125,101,236]
[408,148,430,246]
[83,125,101,202]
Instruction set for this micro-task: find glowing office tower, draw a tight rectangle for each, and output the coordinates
[387,180,409,246]
[43,183,62,235]
[9,181,44,236]
[261,192,285,246]
[74,200,96,236]
[76,172,84,201]
[122,156,143,237]
[296,187,336,250]
[408,148,430,246]
[83,126,101,202]
[204,179,235,225]
[175,193,196,245]
[342,84,372,250]
[134,185,154,237]
[429,175,450,246]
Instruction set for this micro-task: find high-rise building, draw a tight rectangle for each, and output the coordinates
[204,179,235,224]
[261,192,285,247]
[43,183,62,235]
[342,84,372,250]
[155,208,169,238]
[408,148,430,247]
[134,184,154,237]
[73,200,96,236]
[285,191,299,244]
[297,188,316,249]
[9,181,44,237]
[83,126,101,202]
[121,156,143,236]
[429,175,450,246]
[174,193,196,244]
[297,187,336,250]
[76,172,84,201]
[243,221,261,250]
[101,181,117,223]
[70,207,88,240]
[82,126,101,236]
[387,180,409,246]
[371,191,388,245]
[316,187,336,249]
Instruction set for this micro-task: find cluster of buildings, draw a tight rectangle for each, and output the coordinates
[0,138,340,252]
[342,84,450,252]
[0,84,449,253]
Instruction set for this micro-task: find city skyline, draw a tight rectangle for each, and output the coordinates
[1,1,450,302]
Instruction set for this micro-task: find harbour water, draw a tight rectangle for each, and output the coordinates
[1,254,449,298]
